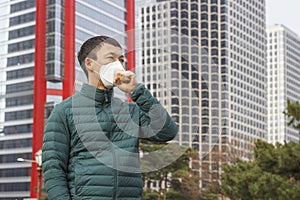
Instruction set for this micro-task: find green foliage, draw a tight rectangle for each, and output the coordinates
[165,189,182,200]
[170,171,201,200]
[221,101,300,199]
[141,140,202,200]
[140,140,191,175]
[221,140,300,200]
[285,99,300,130]
[143,189,160,200]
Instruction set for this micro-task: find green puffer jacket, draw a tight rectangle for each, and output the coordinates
[42,83,178,200]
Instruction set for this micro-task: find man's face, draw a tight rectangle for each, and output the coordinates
[93,42,124,72]
[85,42,124,87]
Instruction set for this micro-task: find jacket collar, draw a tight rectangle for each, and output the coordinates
[80,84,113,103]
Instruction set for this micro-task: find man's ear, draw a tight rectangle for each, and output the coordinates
[85,57,94,71]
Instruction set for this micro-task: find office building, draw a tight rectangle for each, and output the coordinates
[267,24,300,144]
[0,0,130,199]
[138,0,267,187]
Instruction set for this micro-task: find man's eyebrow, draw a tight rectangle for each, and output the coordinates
[104,52,123,57]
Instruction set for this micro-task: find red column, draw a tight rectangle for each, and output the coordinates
[31,0,47,198]
[126,0,135,72]
[63,0,75,99]
[127,0,135,102]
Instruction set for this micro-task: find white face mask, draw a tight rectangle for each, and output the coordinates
[93,60,125,89]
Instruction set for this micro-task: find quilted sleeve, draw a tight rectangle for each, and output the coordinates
[42,103,71,200]
[130,84,178,142]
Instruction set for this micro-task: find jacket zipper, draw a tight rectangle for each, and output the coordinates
[111,143,118,200]
[104,103,118,199]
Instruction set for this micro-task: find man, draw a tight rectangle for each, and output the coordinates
[42,36,178,200]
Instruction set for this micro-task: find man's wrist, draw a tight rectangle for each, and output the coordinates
[130,83,145,101]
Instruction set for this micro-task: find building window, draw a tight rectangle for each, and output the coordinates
[171,2,178,9]
[181,28,188,35]
[10,1,36,13]
[172,107,179,114]
[202,118,209,125]
[8,39,34,53]
[0,138,32,149]
[9,12,35,26]
[211,6,218,12]
[201,22,208,29]
[191,4,198,11]
[211,31,218,39]
[191,12,198,19]
[8,26,35,39]
[202,91,209,98]
[6,81,33,94]
[181,11,188,18]
[6,95,33,107]
[192,29,198,37]
[181,20,188,27]
[211,40,218,47]
[191,21,198,28]
[201,5,208,12]
[0,182,30,192]
[211,14,218,21]
[181,2,188,10]
[171,19,178,26]
[5,109,33,121]
[0,168,31,178]
[202,126,208,134]
[211,23,218,30]
[171,10,178,17]
[201,13,208,20]
[6,67,34,80]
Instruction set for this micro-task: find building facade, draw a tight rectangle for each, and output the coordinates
[138,0,267,187]
[0,1,36,199]
[0,0,129,199]
[267,24,300,144]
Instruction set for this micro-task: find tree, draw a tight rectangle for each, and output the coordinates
[141,140,199,200]
[285,99,300,130]
[221,140,300,199]
[169,169,201,200]
[143,189,160,200]
[221,100,300,199]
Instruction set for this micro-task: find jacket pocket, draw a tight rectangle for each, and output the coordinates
[74,162,89,196]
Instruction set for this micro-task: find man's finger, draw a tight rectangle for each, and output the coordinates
[122,71,135,82]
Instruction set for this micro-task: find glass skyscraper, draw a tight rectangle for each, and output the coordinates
[267,24,300,144]
[0,1,36,199]
[0,0,128,199]
[138,0,267,187]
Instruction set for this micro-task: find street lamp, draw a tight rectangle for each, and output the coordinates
[17,149,43,199]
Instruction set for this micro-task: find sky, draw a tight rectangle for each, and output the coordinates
[266,0,300,36]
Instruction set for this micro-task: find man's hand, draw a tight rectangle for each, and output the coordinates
[115,71,137,93]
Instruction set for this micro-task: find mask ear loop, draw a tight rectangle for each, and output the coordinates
[87,59,101,75]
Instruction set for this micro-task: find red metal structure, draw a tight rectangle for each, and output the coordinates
[63,0,76,100]
[126,0,136,72]
[31,0,135,197]
[126,0,135,102]
[31,0,47,197]
[31,0,76,197]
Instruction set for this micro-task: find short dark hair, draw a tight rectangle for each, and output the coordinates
[77,36,122,77]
